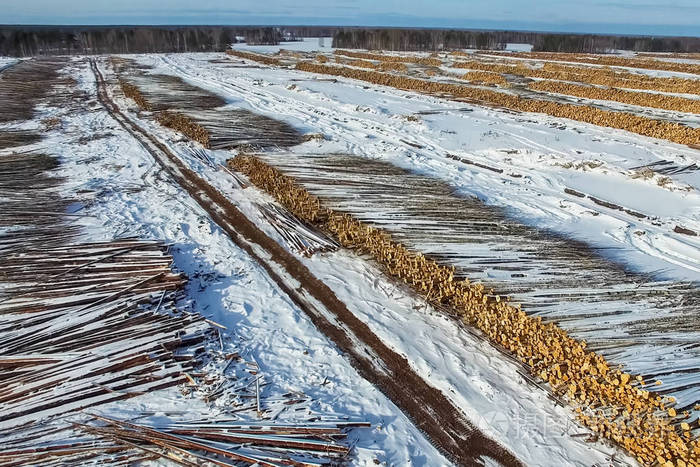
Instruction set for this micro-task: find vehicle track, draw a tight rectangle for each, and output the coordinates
[89,58,522,467]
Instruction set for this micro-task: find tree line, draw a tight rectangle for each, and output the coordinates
[0,26,323,56]
[0,26,239,56]
[1,25,697,56]
[331,28,700,53]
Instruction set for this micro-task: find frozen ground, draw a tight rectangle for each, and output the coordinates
[0,57,17,71]
[102,54,655,465]
[127,51,700,438]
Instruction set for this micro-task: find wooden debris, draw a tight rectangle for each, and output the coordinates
[0,239,210,429]
[257,202,338,257]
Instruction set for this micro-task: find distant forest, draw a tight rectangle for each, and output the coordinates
[0,25,698,57]
[0,26,336,56]
[332,28,700,53]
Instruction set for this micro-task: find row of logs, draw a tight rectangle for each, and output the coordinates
[479,51,700,76]
[118,79,152,111]
[452,59,700,95]
[334,49,442,67]
[461,71,509,86]
[229,155,325,223]
[292,61,700,147]
[528,80,700,114]
[117,76,212,148]
[226,49,283,66]
[638,53,700,59]
[333,56,408,73]
[229,154,699,467]
[155,111,211,148]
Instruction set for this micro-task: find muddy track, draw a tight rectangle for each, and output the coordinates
[90,58,523,467]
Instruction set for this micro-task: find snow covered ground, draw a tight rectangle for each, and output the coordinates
[0,57,18,72]
[24,58,451,466]
[100,54,656,464]
[9,49,698,465]
[144,53,700,283]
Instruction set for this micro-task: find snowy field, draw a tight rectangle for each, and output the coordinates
[148,53,700,282]
[96,54,633,465]
[2,46,699,466]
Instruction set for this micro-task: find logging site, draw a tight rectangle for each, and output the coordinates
[1,4,700,467]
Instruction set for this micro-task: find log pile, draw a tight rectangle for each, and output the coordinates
[225,49,282,66]
[0,58,66,124]
[481,51,700,75]
[118,78,152,110]
[258,202,339,257]
[229,154,700,467]
[452,59,700,95]
[293,61,700,146]
[189,108,304,150]
[0,413,368,465]
[462,71,509,86]
[230,155,326,223]
[0,239,210,430]
[638,52,700,59]
[335,57,408,72]
[334,49,442,67]
[528,80,700,114]
[156,111,211,148]
[114,63,303,150]
[0,235,367,465]
[0,130,41,150]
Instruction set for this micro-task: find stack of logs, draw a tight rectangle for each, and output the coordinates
[334,57,408,72]
[226,49,282,66]
[229,154,700,467]
[0,414,367,465]
[118,79,152,111]
[451,59,700,95]
[0,239,210,429]
[462,71,509,86]
[156,111,211,148]
[334,49,442,67]
[528,80,700,114]
[118,79,213,148]
[480,51,700,75]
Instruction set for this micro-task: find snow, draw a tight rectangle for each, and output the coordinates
[0,57,18,72]
[505,43,533,52]
[111,54,649,465]
[13,49,699,465]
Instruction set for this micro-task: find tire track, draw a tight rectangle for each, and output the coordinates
[89,58,523,467]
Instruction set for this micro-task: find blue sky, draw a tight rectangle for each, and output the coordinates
[1,0,699,36]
